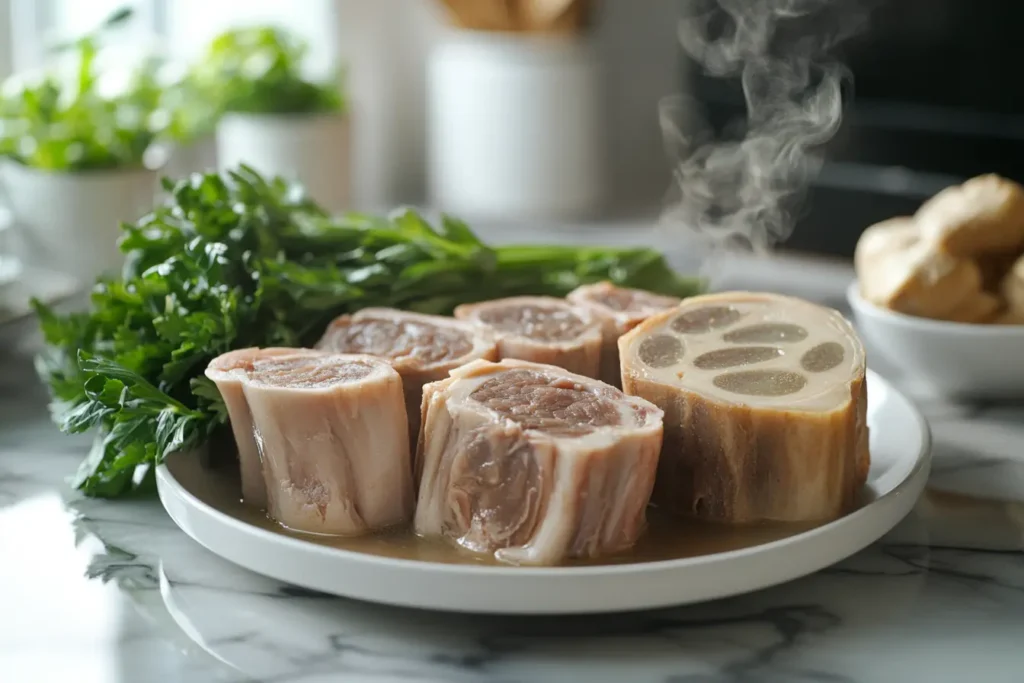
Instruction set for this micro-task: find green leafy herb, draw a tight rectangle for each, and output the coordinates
[126,54,220,145]
[34,165,704,499]
[192,26,345,116]
[0,6,177,171]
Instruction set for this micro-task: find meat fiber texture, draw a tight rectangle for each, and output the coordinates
[414,358,664,566]
[206,347,318,508]
[454,296,603,379]
[567,281,680,387]
[316,308,498,444]
[619,292,869,524]
[205,348,414,535]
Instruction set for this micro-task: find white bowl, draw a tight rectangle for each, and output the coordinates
[846,281,1024,399]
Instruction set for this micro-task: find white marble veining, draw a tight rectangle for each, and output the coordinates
[3,254,1024,683]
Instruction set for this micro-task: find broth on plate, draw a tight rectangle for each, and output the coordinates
[175,454,825,567]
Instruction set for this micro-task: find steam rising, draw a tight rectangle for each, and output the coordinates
[661,0,866,256]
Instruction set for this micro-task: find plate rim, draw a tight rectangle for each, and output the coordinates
[156,369,931,580]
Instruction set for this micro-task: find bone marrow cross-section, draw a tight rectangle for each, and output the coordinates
[454,296,603,379]
[618,292,869,524]
[205,348,414,536]
[316,308,498,442]
[567,281,681,386]
[414,359,664,566]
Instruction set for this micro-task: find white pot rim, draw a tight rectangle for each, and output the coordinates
[440,27,594,50]
[220,110,348,124]
[0,158,156,181]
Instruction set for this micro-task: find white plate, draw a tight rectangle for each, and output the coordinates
[157,370,931,615]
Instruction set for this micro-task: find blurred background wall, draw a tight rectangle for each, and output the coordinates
[3,0,685,213]
[3,0,1023,260]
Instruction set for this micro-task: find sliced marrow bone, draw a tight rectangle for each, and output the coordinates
[205,349,413,535]
[414,359,664,565]
[316,308,498,443]
[205,347,322,507]
[567,281,680,386]
[619,291,869,524]
[454,296,603,379]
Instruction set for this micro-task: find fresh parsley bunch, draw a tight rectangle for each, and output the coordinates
[34,165,703,498]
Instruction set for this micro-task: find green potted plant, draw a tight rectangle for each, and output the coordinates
[131,53,219,179]
[196,26,350,214]
[0,7,171,283]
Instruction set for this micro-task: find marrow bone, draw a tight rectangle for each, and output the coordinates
[619,292,869,524]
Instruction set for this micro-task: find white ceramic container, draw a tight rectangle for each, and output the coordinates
[0,162,157,283]
[427,31,605,221]
[161,134,218,180]
[216,113,351,215]
[847,282,1024,399]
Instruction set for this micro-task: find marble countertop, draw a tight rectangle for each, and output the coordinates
[3,252,1024,683]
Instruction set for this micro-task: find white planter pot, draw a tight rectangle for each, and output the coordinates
[216,113,351,215]
[161,134,218,181]
[0,163,157,284]
[427,31,605,221]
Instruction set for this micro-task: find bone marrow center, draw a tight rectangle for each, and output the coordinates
[712,369,808,397]
[469,369,623,435]
[723,323,808,343]
[637,334,685,368]
[800,342,845,373]
[248,357,375,387]
[324,317,472,364]
[670,306,743,334]
[477,304,587,341]
[693,346,783,370]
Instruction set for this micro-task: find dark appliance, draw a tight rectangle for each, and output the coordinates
[682,0,1024,258]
